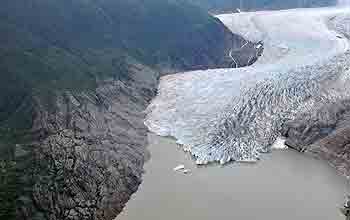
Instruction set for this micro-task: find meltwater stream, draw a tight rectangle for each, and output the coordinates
[117,134,347,220]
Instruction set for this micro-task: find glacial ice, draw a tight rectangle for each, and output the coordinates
[145,7,350,164]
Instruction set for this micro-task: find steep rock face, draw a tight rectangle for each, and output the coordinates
[17,60,159,220]
[283,100,350,177]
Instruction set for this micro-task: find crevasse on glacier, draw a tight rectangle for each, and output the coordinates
[145,8,350,165]
[206,54,350,164]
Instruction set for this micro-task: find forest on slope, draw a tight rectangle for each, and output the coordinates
[0,0,253,219]
[0,0,243,132]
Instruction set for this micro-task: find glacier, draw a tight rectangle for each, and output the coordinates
[145,7,350,165]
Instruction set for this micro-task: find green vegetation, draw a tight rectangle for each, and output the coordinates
[0,1,242,219]
[0,0,236,131]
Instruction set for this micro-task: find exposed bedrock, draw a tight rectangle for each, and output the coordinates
[282,99,350,177]
[17,61,159,220]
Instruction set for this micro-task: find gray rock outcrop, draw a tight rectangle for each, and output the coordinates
[17,60,159,220]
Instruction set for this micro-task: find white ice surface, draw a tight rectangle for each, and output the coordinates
[145,7,350,164]
[217,7,350,67]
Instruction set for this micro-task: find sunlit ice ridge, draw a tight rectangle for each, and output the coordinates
[145,6,350,165]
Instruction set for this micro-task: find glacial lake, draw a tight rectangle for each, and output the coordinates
[117,133,348,220]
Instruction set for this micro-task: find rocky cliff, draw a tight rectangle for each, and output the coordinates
[17,59,159,220]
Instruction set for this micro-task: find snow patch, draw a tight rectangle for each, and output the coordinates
[271,137,288,150]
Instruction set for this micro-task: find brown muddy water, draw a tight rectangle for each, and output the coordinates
[117,133,348,220]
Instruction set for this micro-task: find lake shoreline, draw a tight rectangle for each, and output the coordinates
[117,133,348,220]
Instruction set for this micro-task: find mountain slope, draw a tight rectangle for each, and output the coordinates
[0,0,246,130]
[0,0,259,219]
